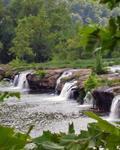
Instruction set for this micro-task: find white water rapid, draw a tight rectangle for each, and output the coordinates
[109,95,120,121]
[0,71,31,92]
[13,71,30,90]
[56,70,73,86]
[60,80,77,99]
[84,91,94,105]
[108,65,120,73]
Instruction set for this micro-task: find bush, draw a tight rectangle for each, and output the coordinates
[35,70,46,79]
[84,74,100,92]
[94,48,107,75]
[9,58,27,68]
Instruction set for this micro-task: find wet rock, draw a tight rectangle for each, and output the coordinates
[100,73,120,87]
[92,86,120,112]
[56,69,92,93]
[27,69,65,92]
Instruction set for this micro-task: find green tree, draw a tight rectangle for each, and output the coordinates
[10,0,74,62]
[0,0,15,63]
[10,10,51,62]
[94,0,120,58]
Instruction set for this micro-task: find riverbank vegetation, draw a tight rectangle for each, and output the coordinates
[0,57,120,73]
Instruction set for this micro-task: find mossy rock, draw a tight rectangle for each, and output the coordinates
[35,70,46,79]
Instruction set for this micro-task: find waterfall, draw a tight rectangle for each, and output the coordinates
[13,74,19,87]
[60,81,77,99]
[56,70,73,86]
[108,65,120,73]
[84,91,94,105]
[109,95,120,121]
[12,71,31,90]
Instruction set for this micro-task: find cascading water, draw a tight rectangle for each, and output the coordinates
[108,65,120,73]
[109,95,120,121]
[0,71,31,92]
[13,74,19,87]
[56,70,73,86]
[84,91,94,105]
[13,71,30,90]
[60,80,77,99]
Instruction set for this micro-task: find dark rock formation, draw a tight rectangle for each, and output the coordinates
[26,69,65,92]
[92,86,120,112]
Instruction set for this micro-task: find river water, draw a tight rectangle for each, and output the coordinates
[0,92,94,137]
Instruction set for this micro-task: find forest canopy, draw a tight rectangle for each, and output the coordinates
[0,0,120,63]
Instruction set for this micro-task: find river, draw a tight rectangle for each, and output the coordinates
[0,91,95,137]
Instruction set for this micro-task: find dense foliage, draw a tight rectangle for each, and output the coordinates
[0,0,119,64]
[84,74,100,92]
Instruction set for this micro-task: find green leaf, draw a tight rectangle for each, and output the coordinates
[0,126,28,150]
[68,123,75,134]
[41,141,64,150]
[0,92,20,102]
[85,111,120,136]
[106,134,120,150]
[33,131,62,146]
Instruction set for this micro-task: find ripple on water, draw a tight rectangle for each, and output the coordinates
[0,93,94,137]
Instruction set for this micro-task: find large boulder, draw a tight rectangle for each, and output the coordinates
[26,69,65,92]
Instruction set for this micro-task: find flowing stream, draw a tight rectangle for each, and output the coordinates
[0,93,95,137]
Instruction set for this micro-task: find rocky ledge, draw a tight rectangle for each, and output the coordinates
[91,69,120,113]
[26,69,92,94]
[26,69,65,92]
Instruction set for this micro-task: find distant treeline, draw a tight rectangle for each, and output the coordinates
[0,0,119,63]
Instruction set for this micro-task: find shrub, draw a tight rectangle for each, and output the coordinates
[84,74,100,92]
[35,70,46,79]
[94,47,107,74]
[9,58,27,68]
